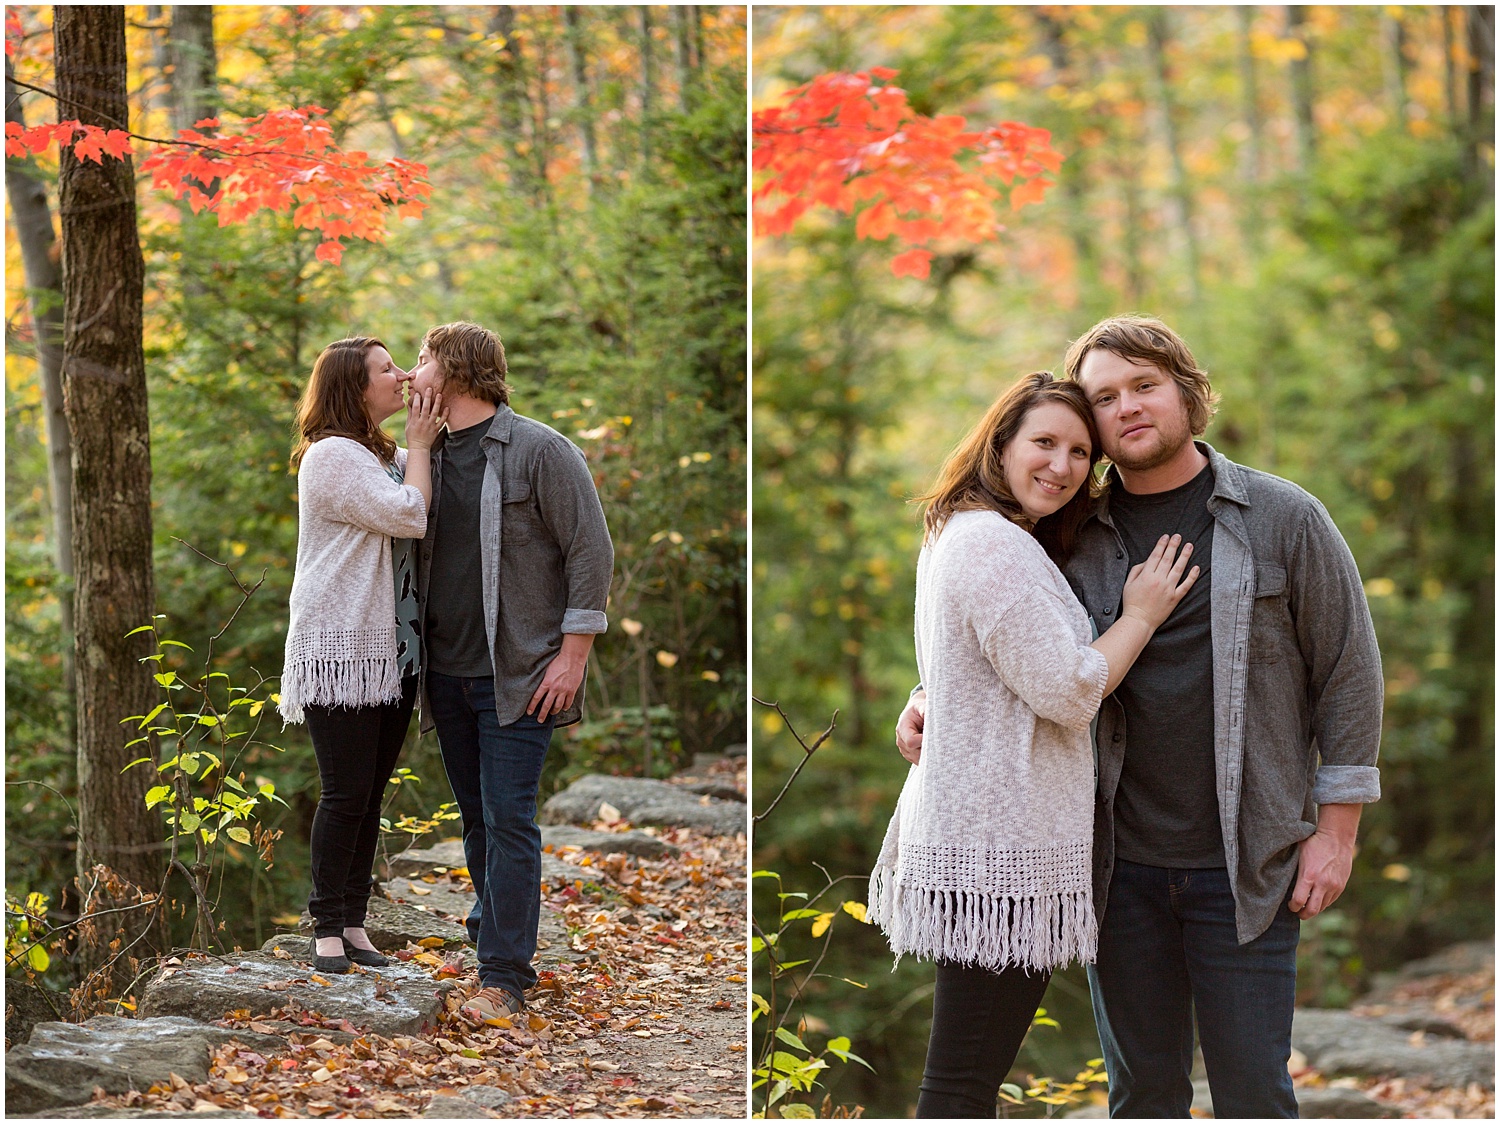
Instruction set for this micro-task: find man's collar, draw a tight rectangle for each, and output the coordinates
[1090,440,1249,525]
[480,403,514,443]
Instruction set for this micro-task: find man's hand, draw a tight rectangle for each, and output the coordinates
[528,634,594,720]
[1289,803,1362,919]
[895,690,927,765]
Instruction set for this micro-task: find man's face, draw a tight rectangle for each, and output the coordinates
[407,345,444,397]
[1076,348,1193,471]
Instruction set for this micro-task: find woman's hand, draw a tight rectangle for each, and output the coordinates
[405,389,447,451]
[1120,534,1199,631]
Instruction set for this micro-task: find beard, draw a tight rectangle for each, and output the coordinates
[1108,412,1194,472]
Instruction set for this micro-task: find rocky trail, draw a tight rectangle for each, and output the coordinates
[6,753,748,1118]
[1063,940,1494,1119]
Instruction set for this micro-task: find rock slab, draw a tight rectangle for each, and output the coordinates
[541,774,746,835]
[1293,1008,1494,1089]
[138,951,453,1038]
[4,1016,283,1114]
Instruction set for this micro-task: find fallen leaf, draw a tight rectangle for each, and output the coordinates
[417,936,445,948]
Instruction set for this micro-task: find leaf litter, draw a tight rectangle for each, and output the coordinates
[85,814,747,1118]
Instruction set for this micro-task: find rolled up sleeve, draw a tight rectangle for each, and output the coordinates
[1294,502,1384,804]
[535,437,615,634]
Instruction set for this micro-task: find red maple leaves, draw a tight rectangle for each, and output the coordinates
[753,67,1063,278]
[6,107,429,265]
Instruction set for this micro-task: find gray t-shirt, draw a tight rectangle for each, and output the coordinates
[1108,463,1225,868]
[425,420,493,677]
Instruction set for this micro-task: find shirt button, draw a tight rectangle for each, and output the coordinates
[1112,733,1122,743]
[1117,550,1124,559]
[1103,607,1113,617]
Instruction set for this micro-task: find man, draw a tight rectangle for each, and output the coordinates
[406,321,614,1023]
[896,315,1382,1117]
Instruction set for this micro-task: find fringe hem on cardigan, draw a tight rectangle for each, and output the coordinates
[278,655,403,726]
[867,862,1097,973]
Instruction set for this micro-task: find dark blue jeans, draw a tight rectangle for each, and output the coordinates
[1088,860,1300,1119]
[427,672,556,998]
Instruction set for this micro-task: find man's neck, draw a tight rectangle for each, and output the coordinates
[1115,439,1209,495]
[445,393,499,432]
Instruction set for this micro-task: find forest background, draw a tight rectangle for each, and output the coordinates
[751,5,1493,1117]
[6,4,746,980]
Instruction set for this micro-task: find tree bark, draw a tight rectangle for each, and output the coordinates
[1236,6,1265,256]
[54,5,161,902]
[640,6,655,169]
[5,59,77,726]
[1467,6,1495,186]
[1382,9,1409,129]
[1286,6,1317,176]
[167,5,217,134]
[1146,7,1201,301]
[488,5,536,200]
[673,5,693,108]
[563,7,597,183]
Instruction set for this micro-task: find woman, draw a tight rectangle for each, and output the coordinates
[280,336,447,974]
[868,372,1198,1117]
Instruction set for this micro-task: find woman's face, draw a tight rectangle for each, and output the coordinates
[1001,401,1093,525]
[362,346,407,424]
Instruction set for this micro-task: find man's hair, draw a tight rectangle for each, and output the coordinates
[916,371,1102,565]
[421,321,511,405]
[1063,314,1219,435]
[291,336,397,470]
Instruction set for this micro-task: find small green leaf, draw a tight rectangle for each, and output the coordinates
[121,755,153,771]
[160,640,193,650]
[750,869,782,880]
[178,753,199,775]
[178,812,202,833]
[775,1027,808,1052]
[153,671,177,688]
[780,907,821,923]
[26,943,50,972]
[227,827,252,845]
[137,702,169,729]
[124,624,157,638]
[779,1105,815,1119]
[157,756,179,772]
[751,993,770,1017]
[197,714,220,727]
[145,785,172,809]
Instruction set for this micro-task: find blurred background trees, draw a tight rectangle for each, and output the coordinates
[752,6,1492,1115]
[6,4,744,972]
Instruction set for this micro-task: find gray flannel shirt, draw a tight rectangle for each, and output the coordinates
[416,405,614,732]
[1065,442,1383,943]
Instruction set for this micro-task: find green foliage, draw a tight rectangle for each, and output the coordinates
[753,8,1491,1116]
[5,891,53,977]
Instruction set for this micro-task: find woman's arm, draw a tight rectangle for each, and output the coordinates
[401,389,446,511]
[1089,534,1199,695]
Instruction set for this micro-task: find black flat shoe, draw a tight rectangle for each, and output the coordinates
[344,945,389,967]
[310,938,351,974]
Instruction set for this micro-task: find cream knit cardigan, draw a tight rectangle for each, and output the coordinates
[869,510,1109,972]
[279,437,428,724]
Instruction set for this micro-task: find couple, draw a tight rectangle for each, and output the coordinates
[278,322,614,1025]
[870,315,1384,1118]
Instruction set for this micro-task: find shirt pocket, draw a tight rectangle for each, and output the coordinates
[501,480,542,543]
[1250,562,1291,664]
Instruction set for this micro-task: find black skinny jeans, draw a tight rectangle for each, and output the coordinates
[305,677,416,939]
[916,959,1053,1118]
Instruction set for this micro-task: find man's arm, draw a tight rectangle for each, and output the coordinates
[1290,802,1360,918]
[895,689,926,764]
[529,632,594,720]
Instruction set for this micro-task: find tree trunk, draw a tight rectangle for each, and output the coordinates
[640,6,655,170]
[1286,6,1317,176]
[1146,7,1201,301]
[5,59,77,728]
[1466,6,1495,187]
[488,5,536,200]
[167,5,217,134]
[1034,10,1101,307]
[673,5,693,108]
[1382,9,1409,129]
[1236,7,1265,257]
[54,5,162,903]
[563,7,598,183]
[1444,6,1461,130]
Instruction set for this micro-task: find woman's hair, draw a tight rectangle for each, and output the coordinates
[290,336,398,470]
[1062,314,1219,435]
[421,321,511,405]
[917,372,1103,564]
